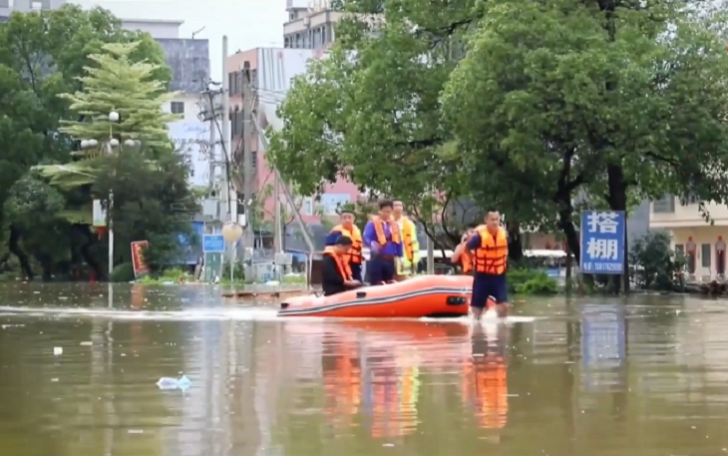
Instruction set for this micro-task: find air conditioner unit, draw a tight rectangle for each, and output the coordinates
[303,17,310,27]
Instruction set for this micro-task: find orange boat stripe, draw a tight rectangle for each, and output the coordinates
[279,286,470,316]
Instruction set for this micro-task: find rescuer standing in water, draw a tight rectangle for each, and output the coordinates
[464,211,509,319]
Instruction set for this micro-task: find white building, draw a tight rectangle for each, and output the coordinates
[121,18,212,188]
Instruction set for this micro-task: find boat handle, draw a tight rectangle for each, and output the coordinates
[446,296,467,306]
[356,291,367,298]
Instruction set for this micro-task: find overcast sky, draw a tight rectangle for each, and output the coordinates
[72,0,290,80]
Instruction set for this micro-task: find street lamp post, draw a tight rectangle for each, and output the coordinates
[80,110,141,279]
[222,221,244,285]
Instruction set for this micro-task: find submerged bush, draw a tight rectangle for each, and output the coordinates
[629,231,685,292]
[507,267,559,295]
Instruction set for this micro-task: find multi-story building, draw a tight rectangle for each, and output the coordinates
[121,18,211,189]
[226,47,360,228]
[283,0,341,50]
[650,195,727,280]
[1,0,66,20]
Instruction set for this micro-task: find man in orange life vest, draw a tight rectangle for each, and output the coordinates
[451,223,478,275]
[464,211,509,319]
[325,209,363,282]
[363,200,403,285]
[322,236,362,296]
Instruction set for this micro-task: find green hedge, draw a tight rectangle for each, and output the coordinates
[507,267,558,295]
[110,262,135,283]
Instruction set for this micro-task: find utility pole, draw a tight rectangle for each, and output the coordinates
[242,60,255,252]
[207,99,217,191]
[273,173,282,253]
[221,35,232,222]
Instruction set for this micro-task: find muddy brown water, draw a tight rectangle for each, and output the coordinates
[0,283,726,455]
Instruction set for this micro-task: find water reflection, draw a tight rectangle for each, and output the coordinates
[463,324,509,438]
[6,286,728,455]
[314,320,512,441]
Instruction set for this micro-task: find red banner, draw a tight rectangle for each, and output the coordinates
[131,241,150,278]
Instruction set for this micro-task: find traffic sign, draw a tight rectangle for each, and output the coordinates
[203,234,225,253]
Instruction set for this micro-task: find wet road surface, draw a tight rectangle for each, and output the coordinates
[1,283,727,456]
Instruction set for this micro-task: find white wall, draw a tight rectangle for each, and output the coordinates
[165,93,211,187]
[162,93,201,122]
[120,19,181,39]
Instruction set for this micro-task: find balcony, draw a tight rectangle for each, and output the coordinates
[650,195,728,228]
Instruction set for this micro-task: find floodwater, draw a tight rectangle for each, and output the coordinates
[0,284,727,456]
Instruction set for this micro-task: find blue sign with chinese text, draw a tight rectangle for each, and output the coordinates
[581,304,627,391]
[202,234,225,253]
[580,211,625,274]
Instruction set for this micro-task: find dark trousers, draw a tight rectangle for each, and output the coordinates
[350,263,362,282]
[368,256,396,285]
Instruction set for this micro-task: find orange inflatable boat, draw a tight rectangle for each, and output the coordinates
[278,275,473,318]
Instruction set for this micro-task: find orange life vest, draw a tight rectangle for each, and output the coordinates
[372,216,401,246]
[330,224,363,264]
[461,250,474,274]
[474,228,508,275]
[397,217,415,261]
[323,247,352,280]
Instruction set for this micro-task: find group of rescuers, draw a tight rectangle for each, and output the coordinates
[321,200,509,319]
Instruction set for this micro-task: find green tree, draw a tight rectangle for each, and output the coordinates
[38,40,194,276]
[442,0,728,267]
[0,5,171,280]
[266,0,556,260]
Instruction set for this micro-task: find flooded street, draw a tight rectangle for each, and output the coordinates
[1,284,728,455]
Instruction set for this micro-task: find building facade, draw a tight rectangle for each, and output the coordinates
[226,47,360,227]
[650,195,727,281]
[121,19,212,189]
[283,0,341,50]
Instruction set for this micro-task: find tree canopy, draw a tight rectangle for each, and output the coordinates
[0,6,194,281]
[267,0,728,271]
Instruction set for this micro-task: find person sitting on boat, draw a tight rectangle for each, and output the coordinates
[392,200,420,280]
[322,236,362,296]
[363,200,403,285]
[464,211,509,320]
[325,209,363,282]
[451,223,478,275]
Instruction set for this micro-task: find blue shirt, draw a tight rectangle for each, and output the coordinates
[363,220,404,257]
[325,228,344,246]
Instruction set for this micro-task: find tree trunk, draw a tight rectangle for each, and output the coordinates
[35,254,53,282]
[74,224,103,281]
[556,199,580,263]
[607,164,629,294]
[507,221,523,262]
[8,224,33,280]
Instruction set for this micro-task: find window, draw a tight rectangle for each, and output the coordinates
[652,195,675,213]
[284,37,291,48]
[171,101,185,115]
[321,193,351,215]
[302,197,313,215]
[322,26,327,44]
[252,150,258,169]
[679,193,699,206]
[702,243,711,268]
[295,33,301,48]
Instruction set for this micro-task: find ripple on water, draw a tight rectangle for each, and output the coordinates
[3,289,728,455]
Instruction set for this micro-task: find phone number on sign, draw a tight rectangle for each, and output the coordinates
[582,262,622,272]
